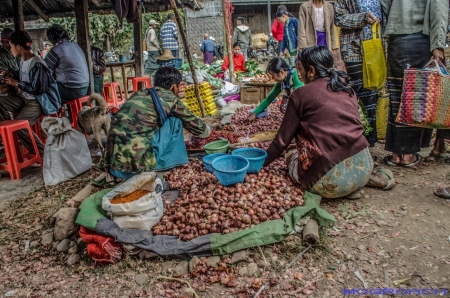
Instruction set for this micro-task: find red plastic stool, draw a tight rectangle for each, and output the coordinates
[60,96,91,129]
[0,120,42,180]
[130,77,152,92]
[103,82,123,108]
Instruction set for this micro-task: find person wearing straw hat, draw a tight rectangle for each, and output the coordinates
[144,19,160,75]
[156,49,176,67]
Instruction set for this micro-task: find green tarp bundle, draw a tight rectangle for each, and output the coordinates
[76,190,335,258]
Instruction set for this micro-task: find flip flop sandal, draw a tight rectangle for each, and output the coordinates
[385,154,401,166]
[377,168,395,190]
[424,152,441,162]
[401,153,422,168]
[434,188,450,199]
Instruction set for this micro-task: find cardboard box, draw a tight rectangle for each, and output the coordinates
[240,84,262,104]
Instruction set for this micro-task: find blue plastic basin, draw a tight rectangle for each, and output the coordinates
[231,148,267,173]
[202,153,227,173]
[211,155,249,186]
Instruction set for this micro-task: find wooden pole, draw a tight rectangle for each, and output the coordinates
[133,2,143,77]
[75,0,94,94]
[168,0,206,117]
[267,0,271,36]
[12,0,25,31]
[27,0,50,22]
[222,0,235,84]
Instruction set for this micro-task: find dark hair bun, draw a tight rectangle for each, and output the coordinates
[10,30,32,50]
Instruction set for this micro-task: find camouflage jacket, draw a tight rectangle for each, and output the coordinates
[102,88,210,173]
[0,46,19,78]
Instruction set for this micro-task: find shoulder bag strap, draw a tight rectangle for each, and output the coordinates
[148,88,168,126]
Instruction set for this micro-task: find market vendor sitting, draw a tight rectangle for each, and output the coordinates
[222,42,246,72]
[102,67,211,180]
[263,46,395,199]
[248,57,304,121]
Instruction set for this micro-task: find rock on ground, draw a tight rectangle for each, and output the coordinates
[206,256,221,268]
[66,254,81,265]
[52,208,79,241]
[173,261,189,277]
[161,261,176,275]
[57,239,77,253]
[247,263,259,276]
[30,240,39,248]
[134,273,148,286]
[68,246,78,255]
[41,232,54,245]
[189,256,200,272]
[231,250,248,264]
[179,287,196,298]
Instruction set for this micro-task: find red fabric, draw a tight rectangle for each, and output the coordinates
[222,54,246,72]
[79,226,122,265]
[271,19,284,42]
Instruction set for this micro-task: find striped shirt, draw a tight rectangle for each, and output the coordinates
[334,0,386,62]
[160,20,179,50]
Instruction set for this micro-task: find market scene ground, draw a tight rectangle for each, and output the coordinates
[1,136,450,297]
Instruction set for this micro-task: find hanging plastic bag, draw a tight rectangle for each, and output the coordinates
[362,24,386,90]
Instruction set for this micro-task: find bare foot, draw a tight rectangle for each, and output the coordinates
[386,153,401,165]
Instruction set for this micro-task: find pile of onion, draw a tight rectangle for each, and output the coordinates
[231,104,284,136]
[154,158,304,241]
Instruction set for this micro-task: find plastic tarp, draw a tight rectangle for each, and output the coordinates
[75,188,111,230]
[77,190,335,258]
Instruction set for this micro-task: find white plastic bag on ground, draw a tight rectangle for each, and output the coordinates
[41,116,93,186]
[220,81,240,97]
[102,172,164,230]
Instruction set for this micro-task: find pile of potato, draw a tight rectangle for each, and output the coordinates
[250,74,275,84]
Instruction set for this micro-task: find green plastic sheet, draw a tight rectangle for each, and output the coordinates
[211,192,335,255]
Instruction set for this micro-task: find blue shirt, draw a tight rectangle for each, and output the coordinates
[200,39,216,53]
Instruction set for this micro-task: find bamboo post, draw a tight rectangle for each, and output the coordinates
[168,0,206,117]
[222,0,235,84]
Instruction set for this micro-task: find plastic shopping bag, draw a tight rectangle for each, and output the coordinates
[362,24,386,90]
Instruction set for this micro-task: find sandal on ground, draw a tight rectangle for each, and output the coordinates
[377,168,395,190]
[366,168,396,190]
[401,153,422,168]
[434,187,450,199]
[346,190,361,199]
[424,152,441,162]
[385,154,401,166]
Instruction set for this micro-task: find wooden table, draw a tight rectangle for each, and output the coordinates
[105,60,135,100]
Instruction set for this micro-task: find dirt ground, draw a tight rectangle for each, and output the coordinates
[0,142,450,297]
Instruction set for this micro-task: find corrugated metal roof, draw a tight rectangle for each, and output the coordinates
[0,0,195,21]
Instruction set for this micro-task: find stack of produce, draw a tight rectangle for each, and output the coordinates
[153,158,304,240]
[231,104,284,136]
[182,82,217,116]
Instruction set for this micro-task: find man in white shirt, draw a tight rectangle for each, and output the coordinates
[144,20,160,75]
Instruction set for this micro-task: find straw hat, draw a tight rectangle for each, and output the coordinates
[157,49,175,61]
